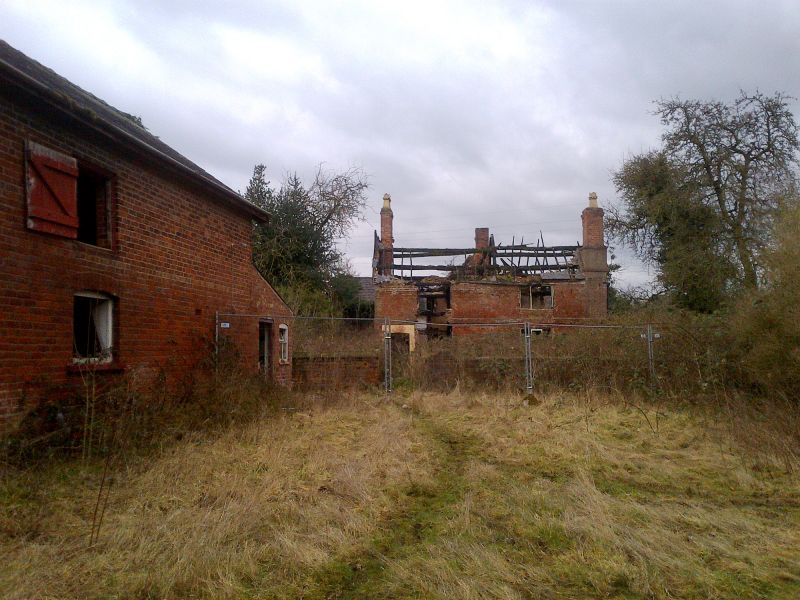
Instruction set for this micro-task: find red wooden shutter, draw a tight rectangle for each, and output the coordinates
[26,141,79,238]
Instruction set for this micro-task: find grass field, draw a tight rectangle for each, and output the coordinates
[2,390,799,599]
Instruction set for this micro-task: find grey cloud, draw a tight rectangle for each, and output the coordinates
[2,0,798,288]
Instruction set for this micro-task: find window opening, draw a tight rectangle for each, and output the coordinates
[76,166,110,247]
[520,285,553,309]
[259,321,272,374]
[73,292,113,363]
[418,296,428,313]
[278,324,289,363]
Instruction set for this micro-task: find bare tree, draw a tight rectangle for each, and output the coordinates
[245,164,369,313]
[656,91,799,288]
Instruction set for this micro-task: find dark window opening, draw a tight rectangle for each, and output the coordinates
[390,332,410,356]
[417,293,448,317]
[77,167,110,247]
[520,285,553,309]
[73,292,113,362]
[259,322,272,375]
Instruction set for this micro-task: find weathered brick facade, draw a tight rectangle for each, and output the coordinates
[373,281,419,323]
[0,42,292,427]
[372,192,609,337]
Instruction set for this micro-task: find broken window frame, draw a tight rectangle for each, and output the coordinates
[520,285,553,310]
[278,324,289,363]
[73,291,114,364]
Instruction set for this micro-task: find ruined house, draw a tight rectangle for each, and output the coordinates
[0,41,292,427]
[372,192,608,341]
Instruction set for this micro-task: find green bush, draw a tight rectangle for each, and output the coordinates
[729,204,800,399]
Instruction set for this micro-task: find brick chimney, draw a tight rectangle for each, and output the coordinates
[380,193,393,276]
[579,192,609,317]
[473,227,489,266]
[582,192,604,248]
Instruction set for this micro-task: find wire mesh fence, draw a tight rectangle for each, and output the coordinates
[2,313,721,462]
[290,316,384,390]
[215,315,716,396]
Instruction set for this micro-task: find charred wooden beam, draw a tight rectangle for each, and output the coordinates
[391,263,574,272]
[393,245,578,256]
[394,250,576,260]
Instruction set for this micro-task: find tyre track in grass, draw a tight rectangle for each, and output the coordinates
[310,407,481,599]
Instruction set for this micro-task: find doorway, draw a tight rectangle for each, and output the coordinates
[259,321,273,376]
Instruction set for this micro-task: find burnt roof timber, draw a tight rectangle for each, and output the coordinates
[397,277,574,285]
[394,245,578,255]
[391,263,574,272]
[395,250,577,260]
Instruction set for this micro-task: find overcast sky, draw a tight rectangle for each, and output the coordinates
[3,0,798,286]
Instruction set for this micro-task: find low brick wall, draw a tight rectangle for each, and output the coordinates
[292,355,382,389]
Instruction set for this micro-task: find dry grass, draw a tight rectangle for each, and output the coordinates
[391,390,800,598]
[0,395,436,598]
[2,390,799,598]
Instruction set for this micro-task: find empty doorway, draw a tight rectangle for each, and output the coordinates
[259,321,273,377]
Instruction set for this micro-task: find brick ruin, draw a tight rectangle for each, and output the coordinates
[372,193,609,339]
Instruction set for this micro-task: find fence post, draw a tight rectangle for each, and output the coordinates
[524,322,533,394]
[383,317,392,394]
[214,311,219,355]
[643,323,661,384]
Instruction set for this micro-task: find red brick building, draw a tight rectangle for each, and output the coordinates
[372,192,608,337]
[0,42,292,427]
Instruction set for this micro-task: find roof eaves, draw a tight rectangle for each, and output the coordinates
[0,42,270,224]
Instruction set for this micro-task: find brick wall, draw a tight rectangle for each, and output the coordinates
[0,93,292,428]
[449,281,592,329]
[375,278,606,334]
[374,281,418,323]
[375,274,607,335]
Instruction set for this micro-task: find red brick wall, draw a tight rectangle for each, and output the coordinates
[374,281,418,324]
[552,282,595,319]
[375,279,603,334]
[582,279,608,319]
[450,281,596,327]
[0,94,292,428]
[582,206,604,248]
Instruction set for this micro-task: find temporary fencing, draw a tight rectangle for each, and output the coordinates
[214,314,712,395]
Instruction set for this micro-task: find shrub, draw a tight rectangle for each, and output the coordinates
[729,204,800,399]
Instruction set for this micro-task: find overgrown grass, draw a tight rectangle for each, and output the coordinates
[2,390,799,598]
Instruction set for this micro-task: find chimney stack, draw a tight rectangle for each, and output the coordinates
[579,192,609,317]
[474,227,489,250]
[582,192,604,248]
[380,193,394,276]
[473,227,490,266]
